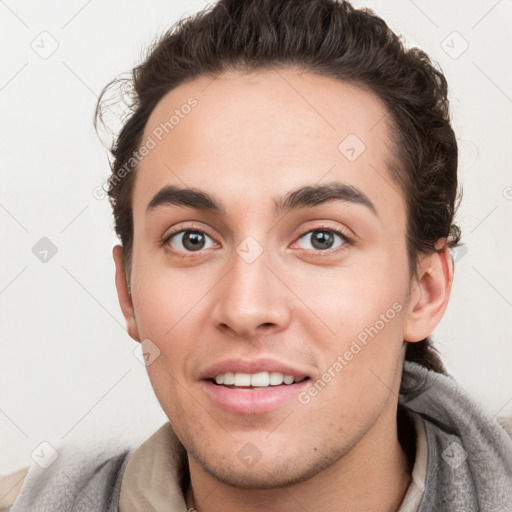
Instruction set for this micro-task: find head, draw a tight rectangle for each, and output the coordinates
[96,0,461,490]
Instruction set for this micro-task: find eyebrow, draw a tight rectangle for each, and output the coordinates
[146,182,378,217]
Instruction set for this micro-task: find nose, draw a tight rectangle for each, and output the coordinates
[210,244,292,340]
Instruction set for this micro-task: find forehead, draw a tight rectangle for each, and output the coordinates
[133,68,404,223]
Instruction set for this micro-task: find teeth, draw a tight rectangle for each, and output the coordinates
[214,371,305,387]
[283,374,294,385]
[222,372,235,385]
[251,372,269,387]
[269,372,284,385]
[234,373,251,386]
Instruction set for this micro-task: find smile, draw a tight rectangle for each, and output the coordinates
[213,371,309,387]
[202,376,311,414]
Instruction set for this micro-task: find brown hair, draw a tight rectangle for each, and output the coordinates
[95,0,462,375]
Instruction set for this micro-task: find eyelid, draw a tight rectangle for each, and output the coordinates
[291,222,353,253]
[294,220,354,242]
[161,221,354,256]
[162,222,215,242]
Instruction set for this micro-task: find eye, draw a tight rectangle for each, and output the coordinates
[165,230,216,253]
[296,228,348,252]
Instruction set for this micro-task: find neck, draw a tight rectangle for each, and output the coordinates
[185,404,413,512]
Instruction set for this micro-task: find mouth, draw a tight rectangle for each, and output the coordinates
[199,357,314,414]
[201,371,312,414]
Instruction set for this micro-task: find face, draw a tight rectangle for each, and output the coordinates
[116,69,429,488]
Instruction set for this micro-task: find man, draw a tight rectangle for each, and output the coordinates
[4,0,512,510]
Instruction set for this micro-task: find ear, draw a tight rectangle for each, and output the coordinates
[403,243,454,342]
[112,245,140,342]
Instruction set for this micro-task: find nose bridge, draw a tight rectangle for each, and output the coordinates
[212,236,290,336]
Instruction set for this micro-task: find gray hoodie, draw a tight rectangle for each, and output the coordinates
[8,361,512,511]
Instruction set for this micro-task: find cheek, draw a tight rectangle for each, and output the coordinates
[296,293,407,438]
[291,260,408,342]
[291,257,409,395]
[131,258,208,340]
[130,271,203,406]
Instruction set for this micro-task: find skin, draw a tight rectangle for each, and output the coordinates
[113,68,453,512]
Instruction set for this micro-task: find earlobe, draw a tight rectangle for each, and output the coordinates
[112,245,140,342]
[403,246,454,342]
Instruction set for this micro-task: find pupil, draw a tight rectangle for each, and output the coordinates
[312,231,333,250]
[183,231,205,251]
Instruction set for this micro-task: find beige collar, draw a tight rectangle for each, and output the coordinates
[119,422,189,511]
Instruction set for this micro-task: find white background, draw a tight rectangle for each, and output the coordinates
[1,0,511,475]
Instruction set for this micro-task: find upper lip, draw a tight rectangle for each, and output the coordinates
[199,357,312,380]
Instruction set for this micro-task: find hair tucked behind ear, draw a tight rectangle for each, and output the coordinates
[406,338,447,374]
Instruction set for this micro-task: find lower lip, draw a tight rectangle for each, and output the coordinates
[201,379,311,414]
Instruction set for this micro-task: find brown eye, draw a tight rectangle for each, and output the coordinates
[297,229,347,251]
[168,230,214,252]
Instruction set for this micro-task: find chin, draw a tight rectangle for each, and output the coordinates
[190,444,346,490]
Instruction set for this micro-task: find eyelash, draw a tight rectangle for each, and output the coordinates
[161,222,353,258]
